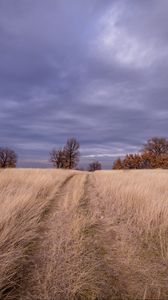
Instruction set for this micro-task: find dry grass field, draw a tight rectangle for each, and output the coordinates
[0,169,168,299]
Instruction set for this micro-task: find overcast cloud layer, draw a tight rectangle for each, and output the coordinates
[0,0,168,168]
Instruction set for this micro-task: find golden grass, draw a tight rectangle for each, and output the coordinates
[90,170,168,299]
[0,169,168,299]
[0,169,75,299]
[20,173,106,300]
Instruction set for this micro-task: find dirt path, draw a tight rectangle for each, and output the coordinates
[18,172,90,299]
[2,171,126,300]
[17,172,116,300]
[41,172,79,218]
[84,174,125,300]
[0,172,79,300]
[88,173,152,300]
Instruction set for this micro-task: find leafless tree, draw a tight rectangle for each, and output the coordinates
[88,160,102,172]
[0,147,17,168]
[142,137,168,156]
[50,148,66,168]
[50,138,80,169]
[63,138,80,169]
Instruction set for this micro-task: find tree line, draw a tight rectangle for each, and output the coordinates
[113,137,168,169]
[0,137,168,170]
[0,138,99,171]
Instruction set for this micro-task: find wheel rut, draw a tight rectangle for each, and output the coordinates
[12,172,120,300]
[2,172,78,300]
[17,172,88,299]
[41,172,78,219]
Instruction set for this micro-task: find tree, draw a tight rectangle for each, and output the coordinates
[122,154,142,169]
[142,137,168,156]
[50,138,80,169]
[50,148,66,168]
[63,138,80,169]
[140,152,156,169]
[88,160,102,172]
[112,158,123,170]
[155,154,168,169]
[111,137,168,170]
[0,147,17,168]
[113,152,168,170]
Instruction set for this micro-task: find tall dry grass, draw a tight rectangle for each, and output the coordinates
[19,173,108,300]
[0,169,74,299]
[90,170,168,299]
[0,169,168,299]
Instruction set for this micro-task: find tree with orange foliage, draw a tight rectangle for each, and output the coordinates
[122,154,142,169]
[155,154,168,169]
[112,137,168,170]
[140,152,157,169]
[112,158,123,169]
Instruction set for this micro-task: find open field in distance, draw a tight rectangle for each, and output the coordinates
[0,169,168,299]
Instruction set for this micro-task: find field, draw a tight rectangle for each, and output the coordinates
[0,169,168,300]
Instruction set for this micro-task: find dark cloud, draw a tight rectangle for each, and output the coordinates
[0,0,168,168]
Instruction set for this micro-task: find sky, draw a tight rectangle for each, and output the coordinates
[0,0,168,169]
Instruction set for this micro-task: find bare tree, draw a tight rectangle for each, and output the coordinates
[50,138,80,169]
[63,138,80,169]
[142,137,168,156]
[0,147,17,168]
[88,160,102,172]
[50,148,66,168]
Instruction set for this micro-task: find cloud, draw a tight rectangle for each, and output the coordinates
[0,0,168,168]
